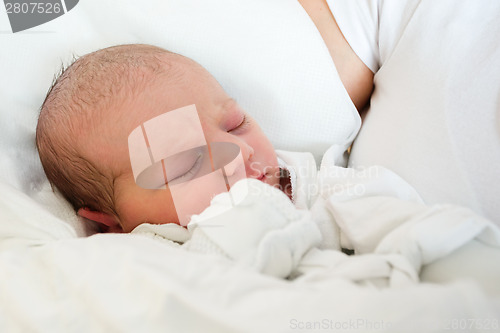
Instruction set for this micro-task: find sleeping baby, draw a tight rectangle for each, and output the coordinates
[36,44,500,291]
[37,43,282,233]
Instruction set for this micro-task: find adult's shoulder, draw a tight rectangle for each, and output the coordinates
[326,0,422,71]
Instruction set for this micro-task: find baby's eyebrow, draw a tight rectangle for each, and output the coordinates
[217,98,238,121]
[221,98,237,110]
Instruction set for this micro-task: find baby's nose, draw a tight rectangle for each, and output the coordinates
[223,140,254,178]
[243,143,254,161]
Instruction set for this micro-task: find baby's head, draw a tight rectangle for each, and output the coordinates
[36,44,280,232]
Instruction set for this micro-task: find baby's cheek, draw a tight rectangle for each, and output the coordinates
[168,173,231,226]
[117,188,180,232]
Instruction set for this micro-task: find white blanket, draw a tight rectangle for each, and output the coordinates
[2,232,499,332]
[1,175,500,331]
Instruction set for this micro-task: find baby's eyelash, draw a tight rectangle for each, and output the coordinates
[169,153,203,184]
[229,114,250,133]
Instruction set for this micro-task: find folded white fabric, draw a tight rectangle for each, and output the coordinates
[323,196,500,292]
[132,178,422,286]
[186,179,322,278]
[132,178,323,279]
[131,222,190,247]
[297,249,419,288]
[134,147,500,291]
[133,147,500,291]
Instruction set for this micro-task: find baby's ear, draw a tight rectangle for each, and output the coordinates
[77,207,123,233]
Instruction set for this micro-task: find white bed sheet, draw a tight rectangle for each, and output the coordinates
[1,232,499,332]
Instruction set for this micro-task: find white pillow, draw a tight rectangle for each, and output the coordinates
[0,0,359,238]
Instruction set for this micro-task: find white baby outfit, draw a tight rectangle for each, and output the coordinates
[133,146,500,291]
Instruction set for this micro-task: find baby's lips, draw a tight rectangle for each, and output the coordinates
[245,161,264,179]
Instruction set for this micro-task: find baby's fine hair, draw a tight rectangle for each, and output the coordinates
[36,44,180,219]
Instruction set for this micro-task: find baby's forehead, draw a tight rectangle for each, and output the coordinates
[78,49,221,134]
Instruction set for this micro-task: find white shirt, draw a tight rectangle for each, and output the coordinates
[327,0,500,223]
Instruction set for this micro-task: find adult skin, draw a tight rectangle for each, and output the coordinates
[298,0,373,113]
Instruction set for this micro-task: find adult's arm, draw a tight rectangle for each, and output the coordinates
[298,0,373,112]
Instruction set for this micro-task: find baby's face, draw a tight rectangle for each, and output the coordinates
[89,58,280,232]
